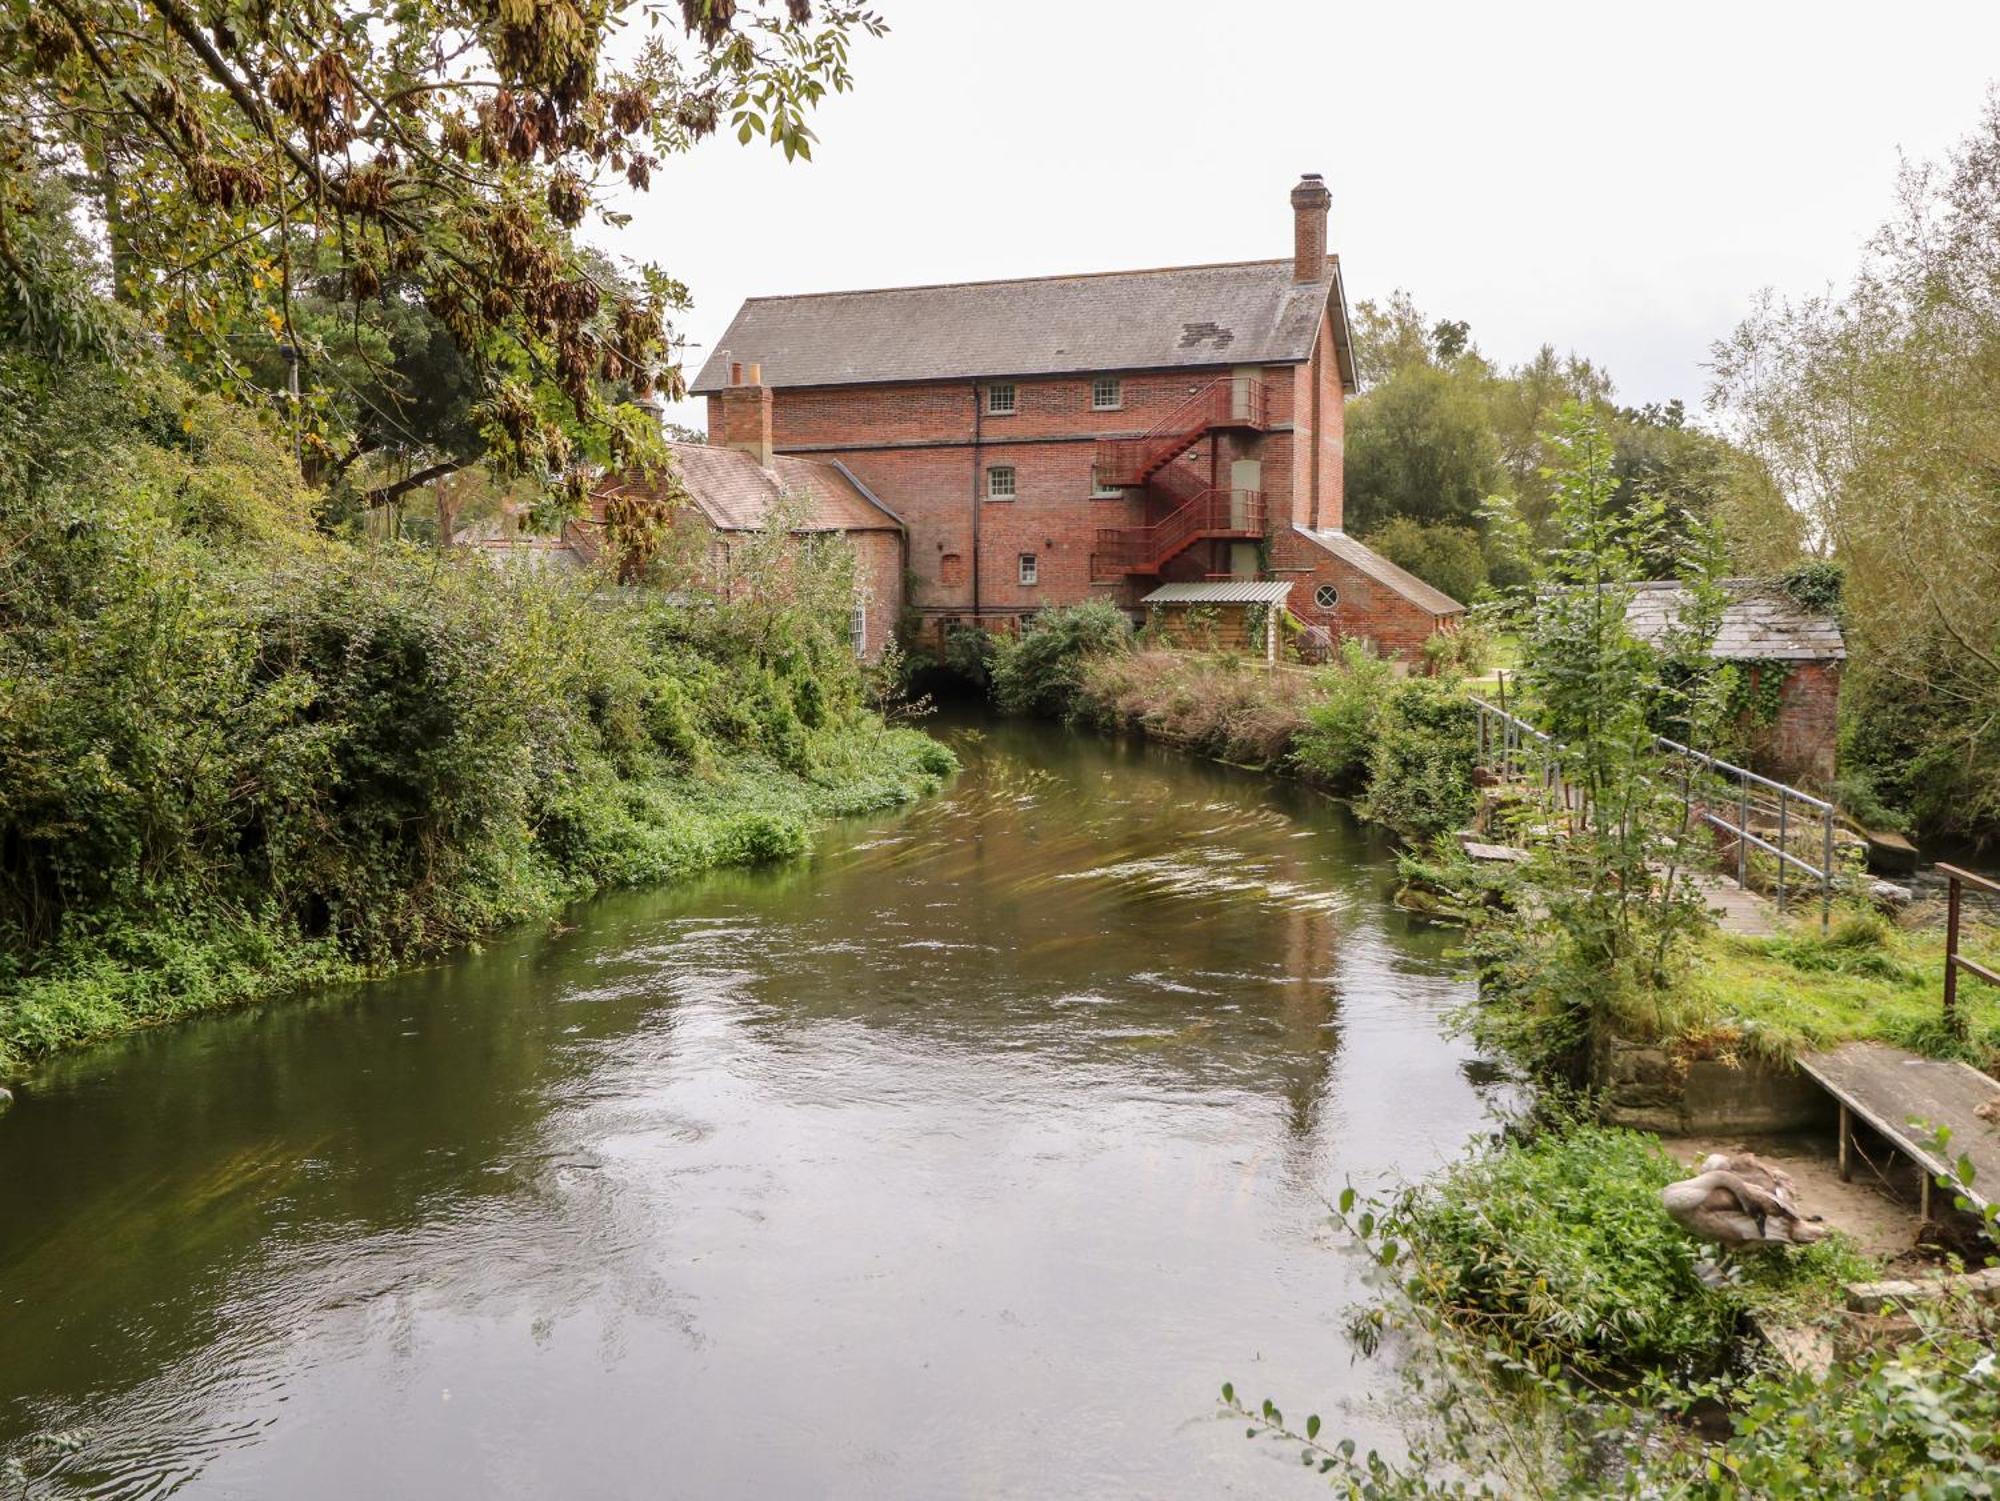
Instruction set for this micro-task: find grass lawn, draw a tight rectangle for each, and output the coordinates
[1689,909,2000,1070]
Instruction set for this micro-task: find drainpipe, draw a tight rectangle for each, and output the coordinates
[969,380,982,620]
[1309,349,1322,531]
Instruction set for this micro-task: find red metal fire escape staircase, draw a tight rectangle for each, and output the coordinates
[1091,377,1270,580]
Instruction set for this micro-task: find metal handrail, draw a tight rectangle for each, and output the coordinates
[1471,694,1836,928]
[1939,862,2000,1035]
[1090,488,1265,577]
[1094,377,1267,486]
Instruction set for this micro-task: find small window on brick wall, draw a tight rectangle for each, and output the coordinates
[986,382,1016,415]
[849,603,867,658]
[1018,552,1038,586]
[1314,583,1340,611]
[1091,377,1122,410]
[987,465,1016,500]
[1091,466,1121,498]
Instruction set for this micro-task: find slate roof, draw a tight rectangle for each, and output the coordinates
[690,258,1353,393]
[597,443,904,534]
[1142,580,1296,605]
[1623,579,1845,661]
[1292,528,1467,616]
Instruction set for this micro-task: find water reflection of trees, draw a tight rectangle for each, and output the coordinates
[0,715,1471,1485]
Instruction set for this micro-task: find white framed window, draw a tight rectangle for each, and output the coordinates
[1313,583,1340,611]
[1091,377,1122,410]
[1090,466,1121,498]
[1018,552,1038,586]
[850,602,867,658]
[986,382,1017,415]
[986,464,1016,500]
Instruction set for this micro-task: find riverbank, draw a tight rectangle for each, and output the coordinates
[972,609,2000,1074]
[0,730,953,1072]
[0,358,958,1073]
[0,709,1489,1500]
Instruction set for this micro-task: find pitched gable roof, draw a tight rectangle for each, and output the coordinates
[1623,579,1845,661]
[690,258,1354,393]
[1293,528,1466,617]
[597,442,903,535]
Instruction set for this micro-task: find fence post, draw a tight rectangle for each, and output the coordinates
[1736,775,1749,889]
[1944,872,1962,1035]
[1776,794,1788,914]
[1821,807,1834,933]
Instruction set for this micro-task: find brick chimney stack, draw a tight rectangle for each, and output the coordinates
[715,359,774,468]
[1291,173,1331,283]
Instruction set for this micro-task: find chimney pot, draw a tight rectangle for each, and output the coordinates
[729,360,744,386]
[1290,173,1332,284]
[748,361,762,385]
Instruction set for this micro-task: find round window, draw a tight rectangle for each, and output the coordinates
[1313,583,1340,611]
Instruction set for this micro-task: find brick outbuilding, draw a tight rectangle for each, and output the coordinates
[595,411,907,661]
[688,175,1463,663]
[1624,579,1846,787]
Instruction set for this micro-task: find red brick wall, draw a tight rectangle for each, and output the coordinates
[850,529,905,664]
[1287,309,1346,531]
[744,370,1278,625]
[715,357,1371,644]
[1269,528,1445,663]
[716,383,774,466]
[1768,660,1841,788]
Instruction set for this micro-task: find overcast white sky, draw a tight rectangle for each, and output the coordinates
[604,1,2000,427]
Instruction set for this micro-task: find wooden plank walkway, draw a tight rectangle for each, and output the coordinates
[1797,1042,2000,1217]
[1691,873,1777,937]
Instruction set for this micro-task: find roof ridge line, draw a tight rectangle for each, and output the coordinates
[732,256,1337,305]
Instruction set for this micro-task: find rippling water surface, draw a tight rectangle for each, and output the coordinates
[0,712,1498,1498]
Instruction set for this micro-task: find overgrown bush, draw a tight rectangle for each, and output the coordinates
[1421,619,1491,675]
[1290,640,1396,792]
[1239,1119,1975,1499]
[0,351,955,1066]
[1076,649,1311,766]
[1357,1124,1741,1374]
[1365,516,1488,605]
[1361,676,1478,840]
[987,600,1133,718]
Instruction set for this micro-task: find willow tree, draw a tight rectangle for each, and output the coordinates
[1711,91,2000,839]
[0,0,882,503]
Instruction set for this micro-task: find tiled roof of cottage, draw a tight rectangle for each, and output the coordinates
[1292,528,1466,617]
[1623,579,1845,661]
[690,258,1353,393]
[597,443,903,534]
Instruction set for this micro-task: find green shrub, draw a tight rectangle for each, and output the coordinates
[1379,1124,1736,1373]
[1361,676,1478,840]
[1290,639,1395,792]
[1421,618,1492,675]
[988,600,1132,718]
[1364,516,1488,605]
[727,811,810,864]
[913,738,959,780]
[0,351,952,1066]
[941,621,997,688]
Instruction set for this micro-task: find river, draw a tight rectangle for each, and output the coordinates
[0,712,1498,1499]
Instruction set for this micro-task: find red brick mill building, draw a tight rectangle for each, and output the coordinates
[687,174,1465,661]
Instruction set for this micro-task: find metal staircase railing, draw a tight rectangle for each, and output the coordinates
[1094,377,1268,486]
[1090,489,1265,578]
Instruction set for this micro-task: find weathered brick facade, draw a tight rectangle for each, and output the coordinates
[691,175,1466,662]
[1761,659,1842,788]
